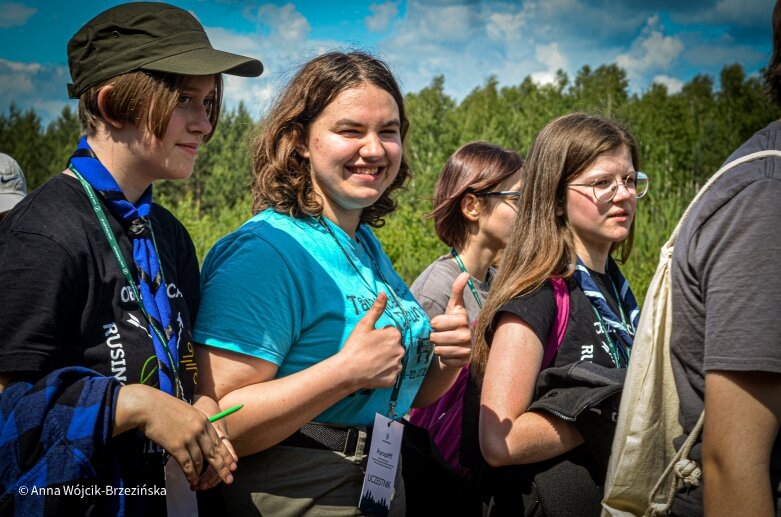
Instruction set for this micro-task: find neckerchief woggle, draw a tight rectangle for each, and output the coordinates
[573,256,640,366]
[69,136,180,397]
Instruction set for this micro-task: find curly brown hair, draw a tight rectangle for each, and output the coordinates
[249,51,410,227]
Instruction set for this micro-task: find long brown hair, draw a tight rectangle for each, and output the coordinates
[249,51,410,227]
[428,141,523,249]
[472,113,638,375]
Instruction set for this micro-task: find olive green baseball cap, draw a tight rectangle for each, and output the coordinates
[67,2,263,99]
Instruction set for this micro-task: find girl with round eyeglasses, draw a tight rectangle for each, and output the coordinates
[473,113,647,516]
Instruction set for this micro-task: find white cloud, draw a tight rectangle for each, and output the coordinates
[251,3,311,42]
[402,1,482,45]
[205,6,340,119]
[205,27,266,62]
[616,16,683,77]
[652,74,684,93]
[486,10,526,43]
[222,75,278,120]
[0,58,40,74]
[531,43,568,86]
[0,58,72,122]
[365,2,399,33]
[0,2,36,28]
[536,42,567,71]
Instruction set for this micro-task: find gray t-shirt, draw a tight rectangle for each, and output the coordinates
[670,119,781,516]
[410,254,492,323]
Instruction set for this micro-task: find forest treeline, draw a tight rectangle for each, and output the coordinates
[1,63,779,300]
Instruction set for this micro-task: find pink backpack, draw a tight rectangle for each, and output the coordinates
[409,277,571,475]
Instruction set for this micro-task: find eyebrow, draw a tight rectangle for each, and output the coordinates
[580,169,636,178]
[333,118,401,128]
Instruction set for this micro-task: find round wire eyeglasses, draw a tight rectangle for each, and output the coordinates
[568,172,649,203]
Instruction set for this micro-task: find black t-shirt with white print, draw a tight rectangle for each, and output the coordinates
[495,271,628,370]
[0,173,199,397]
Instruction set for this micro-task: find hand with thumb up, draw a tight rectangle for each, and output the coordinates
[429,272,473,368]
[338,291,405,389]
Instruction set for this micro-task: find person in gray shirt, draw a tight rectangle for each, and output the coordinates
[405,141,522,513]
[411,141,524,324]
[670,2,781,515]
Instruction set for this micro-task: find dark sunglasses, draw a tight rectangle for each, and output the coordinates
[474,190,521,201]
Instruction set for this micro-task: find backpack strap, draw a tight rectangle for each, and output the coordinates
[541,277,570,370]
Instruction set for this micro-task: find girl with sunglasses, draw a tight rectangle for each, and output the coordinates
[412,141,524,327]
[473,113,648,516]
[405,141,523,513]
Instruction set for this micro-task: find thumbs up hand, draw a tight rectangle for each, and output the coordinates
[340,291,405,389]
[428,272,473,368]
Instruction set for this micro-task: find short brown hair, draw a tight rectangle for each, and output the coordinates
[77,70,223,142]
[429,141,523,248]
[249,51,410,227]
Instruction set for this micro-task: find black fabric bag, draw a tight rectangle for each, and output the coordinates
[400,418,483,516]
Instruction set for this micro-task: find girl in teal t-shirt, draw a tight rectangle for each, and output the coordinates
[194,51,472,516]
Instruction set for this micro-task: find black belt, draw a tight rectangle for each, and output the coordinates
[279,422,371,456]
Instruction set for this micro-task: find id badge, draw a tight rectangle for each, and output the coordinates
[164,456,199,517]
[358,413,404,517]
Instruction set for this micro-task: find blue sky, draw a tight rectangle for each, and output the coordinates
[0,0,774,124]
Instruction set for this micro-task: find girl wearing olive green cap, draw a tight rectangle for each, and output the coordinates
[0,3,262,516]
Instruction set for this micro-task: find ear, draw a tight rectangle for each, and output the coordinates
[555,193,566,217]
[96,85,124,130]
[460,193,481,222]
[294,123,310,159]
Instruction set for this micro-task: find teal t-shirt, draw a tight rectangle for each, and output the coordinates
[194,209,433,426]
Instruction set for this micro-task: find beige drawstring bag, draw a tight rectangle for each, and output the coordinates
[601,150,781,517]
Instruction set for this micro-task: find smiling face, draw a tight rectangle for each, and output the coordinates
[298,82,402,234]
[566,144,636,262]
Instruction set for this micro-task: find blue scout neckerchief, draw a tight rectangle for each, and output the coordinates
[69,136,181,398]
[573,256,640,367]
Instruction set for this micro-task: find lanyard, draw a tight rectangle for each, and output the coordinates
[449,248,483,309]
[69,164,183,399]
[318,217,411,419]
[587,278,630,368]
